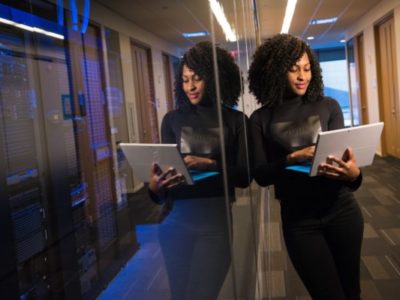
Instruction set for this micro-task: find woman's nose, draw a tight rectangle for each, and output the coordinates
[188,80,196,90]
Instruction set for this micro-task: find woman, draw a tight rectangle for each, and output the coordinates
[248,34,364,300]
[149,41,251,300]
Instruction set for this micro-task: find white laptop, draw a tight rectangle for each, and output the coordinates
[119,143,219,185]
[286,122,384,176]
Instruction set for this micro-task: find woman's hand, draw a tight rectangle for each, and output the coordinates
[318,148,360,181]
[148,163,186,196]
[287,145,315,165]
[184,155,216,170]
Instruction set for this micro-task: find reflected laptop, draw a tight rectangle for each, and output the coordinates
[286,122,384,176]
[119,143,219,185]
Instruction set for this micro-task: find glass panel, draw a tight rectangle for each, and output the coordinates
[314,47,353,127]
[0,1,258,299]
[209,1,261,299]
[346,38,362,126]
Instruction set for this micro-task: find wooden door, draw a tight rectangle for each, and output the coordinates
[162,53,174,112]
[355,34,369,124]
[131,43,159,143]
[376,16,400,158]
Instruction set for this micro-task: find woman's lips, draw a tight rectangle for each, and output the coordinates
[188,93,199,100]
[295,83,307,89]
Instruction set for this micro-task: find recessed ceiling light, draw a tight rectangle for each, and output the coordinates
[309,17,338,25]
[182,31,209,38]
[307,36,314,40]
[340,39,346,43]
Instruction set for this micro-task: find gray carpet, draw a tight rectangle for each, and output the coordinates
[98,156,400,300]
[262,156,400,299]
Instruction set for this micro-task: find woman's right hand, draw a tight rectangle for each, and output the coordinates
[286,145,315,165]
[148,163,186,196]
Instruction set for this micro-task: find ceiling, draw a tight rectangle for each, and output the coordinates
[94,0,382,51]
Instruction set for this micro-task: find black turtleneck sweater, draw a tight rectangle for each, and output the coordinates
[161,104,251,199]
[250,96,362,217]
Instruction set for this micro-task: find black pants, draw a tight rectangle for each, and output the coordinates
[281,193,364,300]
[159,196,231,300]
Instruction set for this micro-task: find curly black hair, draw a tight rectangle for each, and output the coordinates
[174,41,242,109]
[248,33,324,107]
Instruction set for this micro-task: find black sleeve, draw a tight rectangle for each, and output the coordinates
[160,112,176,143]
[226,113,252,188]
[148,113,174,205]
[327,98,345,130]
[147,184,166,204]
[249,110,286,187]
[345,171,363,191]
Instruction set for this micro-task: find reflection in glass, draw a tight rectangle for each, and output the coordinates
[0,1,259,299]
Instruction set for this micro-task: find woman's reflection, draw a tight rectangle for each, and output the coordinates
[148,41,251,299]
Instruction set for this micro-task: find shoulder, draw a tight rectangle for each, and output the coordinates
[312,96,342,115]
[161,109,183,132]
[320,96,341,108]
[162,109,184,123]
[222,106,248,121]
[250,105,270,122]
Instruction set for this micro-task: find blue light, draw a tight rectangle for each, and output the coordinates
[57,0,64,26]
[309,17,338,25]
[69,0,79,31]
[81,0,90,34]
[182,31,209,38]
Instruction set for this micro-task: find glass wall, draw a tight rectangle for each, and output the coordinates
[2,1,384,299]
[314,47,352,126]
[0,1,262,299]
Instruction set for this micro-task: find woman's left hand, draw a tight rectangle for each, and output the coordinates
[318,148,360,182]
[184,155,216,170]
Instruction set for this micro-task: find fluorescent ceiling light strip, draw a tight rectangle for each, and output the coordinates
[40,30,64,40]
[209,0,237,42]
[0,17,14,25]
[0,17,64,40]
[281,0,297,34]
[15,23,35,32]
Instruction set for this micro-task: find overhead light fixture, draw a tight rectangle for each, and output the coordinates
[307,36,314,40]
[182,31,209,38]
[309,17,338,25]
[0,17,64,40]
[208,0,237,42]
[340,39,346,43]
[281,0,297,33]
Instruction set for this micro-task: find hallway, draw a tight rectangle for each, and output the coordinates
[98,156,400,299]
